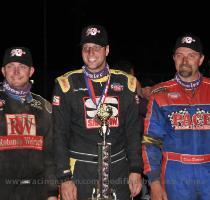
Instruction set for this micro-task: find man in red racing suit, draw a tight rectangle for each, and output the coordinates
[142,34,210,200]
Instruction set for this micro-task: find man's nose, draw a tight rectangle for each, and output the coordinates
[14,67,20,74]
[182,56,188,63]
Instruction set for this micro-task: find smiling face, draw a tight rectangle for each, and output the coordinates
[82,43,109,73]
[1,62,34,89]
[173,47,204,82]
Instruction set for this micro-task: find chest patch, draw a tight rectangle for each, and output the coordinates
[168,108,210,130]
[110,83,124,92]
[83,96,119,129]
[0,114,43,151]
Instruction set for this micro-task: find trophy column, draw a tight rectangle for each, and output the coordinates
[90,104,117,200]
[98,142,111,198]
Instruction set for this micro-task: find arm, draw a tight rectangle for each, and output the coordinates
[128,173,142,197]
[142,94,166,183]
[150,180,168,200]
[125,81,143,196]
[60,180,77,200]
[43,100,59,198]
[52,79,76,198]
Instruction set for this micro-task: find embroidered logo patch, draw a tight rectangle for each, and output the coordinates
[168,108,210,130]
[84,96,119,129]
[1,114,43,151]
[0,135,43,151]
[111,83,124,92]
[6,114,36,135]
[52,96,60,106]
[168,92,180,99]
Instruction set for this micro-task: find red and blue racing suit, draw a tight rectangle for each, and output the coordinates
[143,77,210,200]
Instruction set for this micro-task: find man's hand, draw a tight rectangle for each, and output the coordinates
[150,180,168,200]
[60,180,77,200]
[128,173,142,197]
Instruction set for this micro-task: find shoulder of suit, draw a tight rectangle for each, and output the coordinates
[110,69,137,92]
[151,79,176,94]
[202,76,210,85]
[31,93,52,113]
[56,69,83,93]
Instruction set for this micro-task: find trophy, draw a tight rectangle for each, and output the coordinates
[90,104,117,200]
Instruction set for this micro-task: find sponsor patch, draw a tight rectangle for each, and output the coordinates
[135,94,140,104]
[30,99,42,110]
[73,88,88,92]
[111,83,124,92]
[168,92,180,99]
[6,114,36,135]
[152,87,167,94]
[52,96,60,106]
[128,75,136,92]
[57,76,70,92]
[84,96,119,129]
[168,108,210,130]
[0,135,43,151]
[45,100,52,113]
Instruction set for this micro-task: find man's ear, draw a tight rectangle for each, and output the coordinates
[1,67,5,77]
[105,45,109,56]
[29,66,35,77]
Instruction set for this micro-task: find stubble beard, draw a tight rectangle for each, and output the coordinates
[178,64,193,78]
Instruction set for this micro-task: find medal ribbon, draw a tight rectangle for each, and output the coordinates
[84,66,110,110]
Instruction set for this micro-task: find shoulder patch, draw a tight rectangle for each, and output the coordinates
[56,69,83,93]
[31,93,52,113]
[127,74,136,92]
[110,69,136,92]
[57,76,70,93]
[44,99,52,113]
[152,87,167,94]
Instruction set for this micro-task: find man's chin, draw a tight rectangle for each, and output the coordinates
[11,83,26,89]
[178,71,192,78]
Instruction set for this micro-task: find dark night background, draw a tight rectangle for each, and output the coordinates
[0,0,209,100]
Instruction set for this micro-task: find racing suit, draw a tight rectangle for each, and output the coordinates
[142,77,210,200]
[52,68,142,200]
[0,83,58,199]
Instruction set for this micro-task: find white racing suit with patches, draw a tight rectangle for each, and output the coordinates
[52,68,142,200]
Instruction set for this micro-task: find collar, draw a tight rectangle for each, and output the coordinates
[3,79,32,103]
[92,75,109,83]
[175,73,202,90]
[82,63,109,80]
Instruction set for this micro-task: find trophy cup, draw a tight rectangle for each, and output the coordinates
[90,104,117,200]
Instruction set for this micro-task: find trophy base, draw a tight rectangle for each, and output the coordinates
[88,187,117,200]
